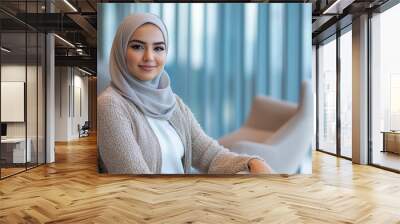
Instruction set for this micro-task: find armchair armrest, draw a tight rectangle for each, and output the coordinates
[244,96,297,132]
[230,140,307,174]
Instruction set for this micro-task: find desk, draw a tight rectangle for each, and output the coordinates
[1,138,31,163]
[381,131,400,154]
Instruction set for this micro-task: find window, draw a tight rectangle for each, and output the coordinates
[0,1,46,179]
[317,36,337,155]
[339,28,352,158]
[371,3,400,171]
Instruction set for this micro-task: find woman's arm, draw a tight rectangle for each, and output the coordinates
[248,158,273,174]
[97,95,151,174]
[179,98,269,174]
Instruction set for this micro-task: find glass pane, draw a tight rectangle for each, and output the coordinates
[371,3,400,171]
[1,30,27,177]
[340,29,352,158]
[38,33,45,165]
[27,0,40,170]
[27,31,38,169]
[318,37,337,154]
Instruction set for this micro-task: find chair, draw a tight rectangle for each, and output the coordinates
[78,121,90,138]
[218,81,314,174]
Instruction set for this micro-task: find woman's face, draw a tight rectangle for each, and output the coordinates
[126,23,167,81]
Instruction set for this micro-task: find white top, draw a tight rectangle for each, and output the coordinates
[145,116,185,174]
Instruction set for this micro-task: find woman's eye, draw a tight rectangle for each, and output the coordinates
[130,44,143,50]
[154,46,165,52]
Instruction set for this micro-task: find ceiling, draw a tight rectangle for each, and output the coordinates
[0,0,97,74]
[311,0,391,44]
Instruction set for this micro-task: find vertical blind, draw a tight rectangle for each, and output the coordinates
[98,3,311,138]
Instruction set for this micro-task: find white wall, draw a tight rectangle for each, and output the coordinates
[1,65,42,137]
[71,72,89,138]
[54,67,89,141]
[55,66,69,141]
[1,64,46,164]
[1,65,25,132]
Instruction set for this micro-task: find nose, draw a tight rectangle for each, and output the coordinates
[143,48,154,62]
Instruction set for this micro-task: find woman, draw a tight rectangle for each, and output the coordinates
[98,12,272,174]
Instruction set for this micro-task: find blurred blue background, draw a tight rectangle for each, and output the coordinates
[98,3,311,139]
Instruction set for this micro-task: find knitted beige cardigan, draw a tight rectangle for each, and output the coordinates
[97,86,260,174]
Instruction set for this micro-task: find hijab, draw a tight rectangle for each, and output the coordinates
[109,12,176,120]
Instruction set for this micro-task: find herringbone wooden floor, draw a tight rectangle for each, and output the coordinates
[1,134,400,223]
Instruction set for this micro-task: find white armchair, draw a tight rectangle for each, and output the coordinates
[218,81,314,174]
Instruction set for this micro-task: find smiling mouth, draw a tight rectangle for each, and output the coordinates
[139,65,156,71]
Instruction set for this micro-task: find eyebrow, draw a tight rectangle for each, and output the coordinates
[128,39,166,46]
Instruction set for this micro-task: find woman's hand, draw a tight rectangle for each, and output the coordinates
[248,159,272,174]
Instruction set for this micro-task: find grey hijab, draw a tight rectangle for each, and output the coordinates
[109,13,176,120]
